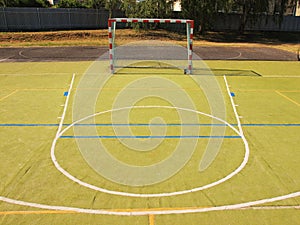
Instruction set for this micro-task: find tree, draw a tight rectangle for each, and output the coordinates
[120,0,137,18]
[0,0,51,7]
[105,0,121,17]
[58,0,91,8]
[232,0,300,33]
[0,0,17,7]
[181,0,228,33]
[120,0,175,29]
[137,0,174,18]
[91,0,105,8]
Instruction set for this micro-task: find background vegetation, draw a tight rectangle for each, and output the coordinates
[0,0,299,33]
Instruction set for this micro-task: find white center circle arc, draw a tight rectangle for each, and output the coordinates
[51,105,250,198]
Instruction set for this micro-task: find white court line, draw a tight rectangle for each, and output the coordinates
[0,74,299,215]
[226,51,242,60]
[1,191,300,216]
[51,105,249,198]
[249,205,300,210]
[18,50,28,59]
[0,57,11,62]
[223,76,243,135]
[49,74,248,198]
[55,73,75,139]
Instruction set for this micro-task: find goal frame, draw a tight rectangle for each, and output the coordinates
[108,18,194,74]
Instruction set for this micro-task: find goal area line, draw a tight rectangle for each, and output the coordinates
[113,66,261,76]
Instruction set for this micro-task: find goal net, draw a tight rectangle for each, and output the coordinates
[108,18,194,74]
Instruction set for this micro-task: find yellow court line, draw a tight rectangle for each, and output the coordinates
[236,89,300,93]
[21,88,297,92]
[2,88,204,91]
[21,88,65,91]
[76,88,203,91]
[236,89,274,92]
[149,214,155,225]
[279,90,300,93]
[2,88,63,91]
[0,210,77,215]
[0,205,297,216]
[276,91,300,107]
[0,90,18,102]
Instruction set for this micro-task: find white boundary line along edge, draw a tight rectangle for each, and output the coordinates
[55,73,75,139]
[1,74,299,215]
[223,75,243,135]
[1,190,300,216]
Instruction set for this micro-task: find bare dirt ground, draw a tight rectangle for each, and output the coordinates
[0,46,297,62]
[0,29,299,61]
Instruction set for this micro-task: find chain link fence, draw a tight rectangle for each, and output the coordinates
[0,7,299,32]
[0,7,124,31]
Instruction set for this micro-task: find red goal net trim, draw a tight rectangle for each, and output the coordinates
[108,18,194,74]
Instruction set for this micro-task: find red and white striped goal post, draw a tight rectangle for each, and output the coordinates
[108,18,194,74]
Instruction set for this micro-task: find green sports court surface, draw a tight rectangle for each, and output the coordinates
[0,60,300,225]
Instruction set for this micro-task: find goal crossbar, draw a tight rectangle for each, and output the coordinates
[108,18,194,74]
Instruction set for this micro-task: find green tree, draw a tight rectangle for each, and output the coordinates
[58,0,90,8]
[0,0,50,7]
[0,0,16,7]
[233,0,270,33]
[105,0,121,17]
[138,0,174,18]
[121,0,174,19]
[120,0,138,18]
[232,0,300,33]
[91,0,105,8]
[181,0,228,33]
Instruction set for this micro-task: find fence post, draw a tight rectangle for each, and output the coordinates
[96,9,99,28]
[2,7,8,31]
[36,8,42,30]
[68,8,71,29]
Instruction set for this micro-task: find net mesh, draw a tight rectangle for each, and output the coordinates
[108,19,193,74]
[112,40,194,73]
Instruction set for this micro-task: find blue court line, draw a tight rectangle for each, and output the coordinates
[0,124,59,127]
[1,123,300,127]
[241,124,300,127]
[60,135,242,139]
[71,123,228,126]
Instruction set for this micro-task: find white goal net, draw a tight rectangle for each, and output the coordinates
[108,18,194,74]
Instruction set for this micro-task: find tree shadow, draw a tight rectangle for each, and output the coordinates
[199,31,300,45]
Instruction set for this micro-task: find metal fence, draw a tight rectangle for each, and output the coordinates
[213,13,300,32]
[0,7,124,31]
[0,7,299,32]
